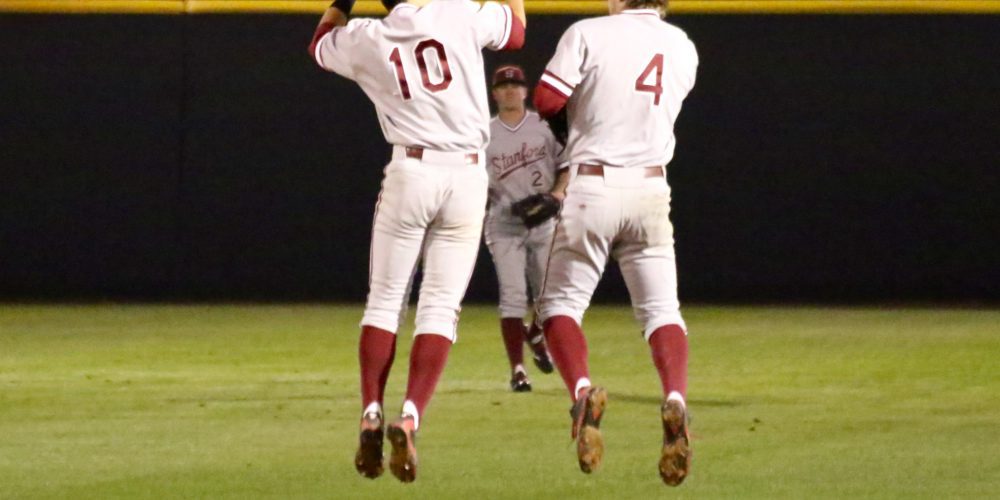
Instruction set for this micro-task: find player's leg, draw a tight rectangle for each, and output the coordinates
[402,163,487,420]
[617,243,691,486]
[355,325,394,479]
[615,181,691,486]
[485,226,532,390]
[386,332,447,483]
[357,159,438,479]
[525,223,557,373]
[360,163,436,410]
[536,174,614,473]
[615,239,688,401]
[384,162,489,481]
[536,177,611,403]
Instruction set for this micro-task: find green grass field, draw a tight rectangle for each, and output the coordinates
[1,304,998,498]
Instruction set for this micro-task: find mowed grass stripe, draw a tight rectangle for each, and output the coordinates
[1,304,997,498]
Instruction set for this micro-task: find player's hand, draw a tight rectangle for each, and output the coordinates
[511,193,562,228]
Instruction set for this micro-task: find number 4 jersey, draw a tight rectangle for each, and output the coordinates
[538,9,698,168]
[312,0,524,152]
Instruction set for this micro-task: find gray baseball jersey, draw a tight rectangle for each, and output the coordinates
[485,110,564,224]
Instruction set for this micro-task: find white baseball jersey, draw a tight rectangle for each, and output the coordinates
[536,10,697,338]
[486,110,564,223]
[314,0,519,151]
[538,10,698,167]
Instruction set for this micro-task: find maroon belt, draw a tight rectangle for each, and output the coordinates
[577,164,664,178]
[405,147,479,165]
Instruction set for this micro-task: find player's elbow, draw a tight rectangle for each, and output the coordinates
[308,22,336,68]
[308,40,321,65]
[501,15,525,51]
[533,83,567,118]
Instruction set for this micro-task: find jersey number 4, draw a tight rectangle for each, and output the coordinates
[634,53,664,106]
[389,39,452,100]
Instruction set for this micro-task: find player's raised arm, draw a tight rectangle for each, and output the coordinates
[308,0,356,74]
[475,0,525,51]
[507,0,526,28]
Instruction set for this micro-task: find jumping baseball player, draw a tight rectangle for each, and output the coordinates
[308,0,525,483]
[532,0,698,485]
[484,64,567,392]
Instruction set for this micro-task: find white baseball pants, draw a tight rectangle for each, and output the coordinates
[361,146,488,342]
[537,165,687,339]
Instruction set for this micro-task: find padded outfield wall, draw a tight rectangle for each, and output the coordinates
[0,1,998,302]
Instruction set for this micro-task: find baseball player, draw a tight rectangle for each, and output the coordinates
[484,64,568,392]
[531,0,698,485]
[308,0,525,483]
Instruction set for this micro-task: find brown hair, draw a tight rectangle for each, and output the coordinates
[625,0,668,15]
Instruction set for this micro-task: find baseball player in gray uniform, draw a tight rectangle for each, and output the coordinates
[484,64,567,392]
[309,0,525,483]
[532,0,698,485]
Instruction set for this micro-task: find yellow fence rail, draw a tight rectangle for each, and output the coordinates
[1,0,998,15]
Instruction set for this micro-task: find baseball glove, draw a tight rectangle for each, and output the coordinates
[511,193,561,228]
[544,107,569,146]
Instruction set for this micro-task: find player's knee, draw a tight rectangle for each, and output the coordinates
[414,308,459,342]
[537,305,584,329]
[413,329,457,343]
[498,303,528,319]
[642,314,687,341]
[360,310,401,335]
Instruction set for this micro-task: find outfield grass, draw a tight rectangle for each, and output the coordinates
[1,304,998,498]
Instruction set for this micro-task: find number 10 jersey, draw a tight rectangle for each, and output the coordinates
[313,0,521,152]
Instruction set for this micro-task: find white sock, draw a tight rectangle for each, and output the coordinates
[574,377,592,400]
[363,401,382,418]
[667,391,686,408]
[401,400,420,430]
[513,364,526,375]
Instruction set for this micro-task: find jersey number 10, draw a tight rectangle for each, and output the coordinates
[389,39,453,100]
[634,53,664,106]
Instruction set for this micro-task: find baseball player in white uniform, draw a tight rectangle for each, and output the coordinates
[309,0,525,483]
[531,0,698,485]
[485,64,567,392]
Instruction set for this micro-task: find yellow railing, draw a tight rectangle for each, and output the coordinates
[0,0,998,14]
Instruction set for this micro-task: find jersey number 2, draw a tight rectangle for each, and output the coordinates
[389,39,452,100]
[531,170,543,187]
[634,53,664,106]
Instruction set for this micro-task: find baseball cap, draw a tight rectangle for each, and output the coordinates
[492,65,527,87]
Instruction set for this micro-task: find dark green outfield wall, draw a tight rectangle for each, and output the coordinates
[0,14,997,302]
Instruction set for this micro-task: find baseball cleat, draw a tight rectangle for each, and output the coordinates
[510,370,532,392]
[659,399,692,486]
[386,415,418,483]
[526,324,554,374]
[569,386,607,473]
[354,411,384,479]
[532,351,554,374]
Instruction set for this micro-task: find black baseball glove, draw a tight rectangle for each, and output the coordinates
[544,107,569,146]
[511,193,561,228]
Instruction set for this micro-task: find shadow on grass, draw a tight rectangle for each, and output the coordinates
[439,387,740,408]
[166,394,334,403]
[606,393,741,407]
